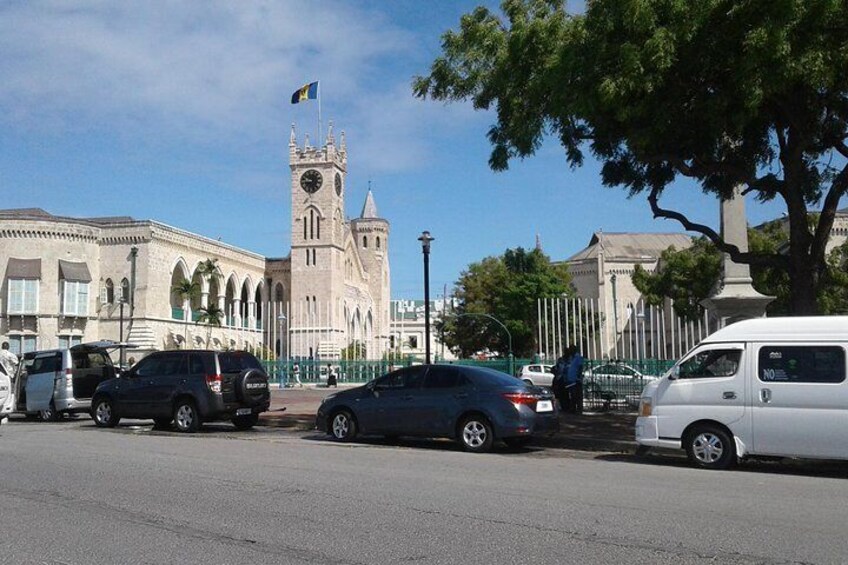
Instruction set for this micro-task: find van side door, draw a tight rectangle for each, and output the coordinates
[751,343,847,459]
[25,352,62,412]
[654,345,747,443]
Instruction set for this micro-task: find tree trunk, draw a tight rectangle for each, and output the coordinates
[787,207,818,315]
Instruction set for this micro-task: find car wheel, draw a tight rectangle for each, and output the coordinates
[92,397,119,428]
[40,402,61,422]
[685,425,736,470]
[173,400,201,433]
[503,437,532,449]
[330,409,357,442]
[152,417,172,430]
[232,414,259,430]
[459,415,494,453]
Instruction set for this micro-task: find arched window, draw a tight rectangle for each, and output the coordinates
[104,279,114,304]
[376,236,381,249]
[303,217,307,240]
[317,216,320,239]
[363,236,368,248]
[310,210,314,239]
[305,249,310,266]
[120,278,130,302]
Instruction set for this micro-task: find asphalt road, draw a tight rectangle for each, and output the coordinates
[2,418,848,564]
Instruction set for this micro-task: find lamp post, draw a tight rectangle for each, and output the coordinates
[454,312,513,374]
[418,231,434,365]
[118,296,126,367]
[278,313,287,386]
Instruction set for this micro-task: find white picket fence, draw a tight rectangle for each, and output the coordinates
[537,297,719,361]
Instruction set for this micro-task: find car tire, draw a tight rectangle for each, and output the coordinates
[173,399,201,433]
[330,409,357,442]
[92,396,120,428]
[152,417,172,430]
[40,401,61,422]
[232,414,259,430]
[458,415,494,453]
[503,437,532,449]
[685,424,736,470]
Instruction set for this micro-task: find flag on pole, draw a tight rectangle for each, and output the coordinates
[291,81,319,104]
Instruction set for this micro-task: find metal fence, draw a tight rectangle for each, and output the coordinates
[263,356,664,412]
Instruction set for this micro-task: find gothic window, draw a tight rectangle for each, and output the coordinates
[120,278,130,302]
[312,249,316,265]
[363,236,368,248]
[310,210,314,240]
[303,217,307,240]
[376,237,381,249]
[317,216,320,239]
[103,279,115,304]
[306,249,310,266]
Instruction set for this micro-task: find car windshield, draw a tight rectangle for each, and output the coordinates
[218,352,262,373]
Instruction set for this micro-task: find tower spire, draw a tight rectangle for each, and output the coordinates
[327,120,335,146]
[361,188,379,219]
[289,123,296,146]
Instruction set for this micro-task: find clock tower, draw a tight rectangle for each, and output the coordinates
[289,123,347,358]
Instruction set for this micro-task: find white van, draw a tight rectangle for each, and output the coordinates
[636,316,848,470]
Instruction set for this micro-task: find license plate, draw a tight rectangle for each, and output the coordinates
[536,400,553,413]
[236,408,252,416]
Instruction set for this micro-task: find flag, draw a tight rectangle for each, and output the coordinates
[291,81,319,104]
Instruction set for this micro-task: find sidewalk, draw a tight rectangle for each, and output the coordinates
[259,387,637,453]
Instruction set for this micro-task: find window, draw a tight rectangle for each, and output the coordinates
[317,216,320,239]
[120,278,130,302]
[62,280,89,316]
[424,366,467,389]
[363,236,368,248]
[72,350,107,368]
[27,353,62,376]
[306,249,310,266]
[7,279,39,314]
[678,349,741,379]
[310,210,315,239]
[758,346,845,384]
[312,249,316,266]
[408,335,418,349]
[303,217,307,240]
[58,335,83,350]
[376,237,381,249]
[135,353,187,378]
[103,279,115,304]
[375,366,426,390]
[8,335,37,356]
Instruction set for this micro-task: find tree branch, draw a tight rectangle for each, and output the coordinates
[811,162,848,266]
[836,141,848,160]
[647,186,788,269]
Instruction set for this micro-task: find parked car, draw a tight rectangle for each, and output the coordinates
[316,364,559,453]
[516,364,554,387]
[90,350,270,433]
[583,363,657,408]
[0,362,12,425]
[13,341,121,421]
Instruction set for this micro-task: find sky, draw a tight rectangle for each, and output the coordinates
[1,0,840,300]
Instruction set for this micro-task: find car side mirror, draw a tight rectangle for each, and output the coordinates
[669,366,680,381]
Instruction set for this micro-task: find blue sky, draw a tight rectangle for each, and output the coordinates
[0,1,835,299]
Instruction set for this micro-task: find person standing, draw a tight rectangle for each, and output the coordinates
[551,354,570,411]
[291,363,303,388]
[0,342,19,379]
[566,346,585,414]
[326,364,338,388]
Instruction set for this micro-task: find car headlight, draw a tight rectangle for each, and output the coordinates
[639,397,652,417]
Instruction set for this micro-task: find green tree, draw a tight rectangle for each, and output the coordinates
[441,247,571,357]
[341,340,367,360]
[195,302,225,349]
[414,0,848,315]
[172,278,200,348]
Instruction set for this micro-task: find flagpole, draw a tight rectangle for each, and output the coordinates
[317,81,323,144]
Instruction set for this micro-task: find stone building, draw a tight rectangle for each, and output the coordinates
[0,123,391,360]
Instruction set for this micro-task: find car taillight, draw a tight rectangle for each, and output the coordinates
[64,368,73,387]
[502,392,538,408]
[206,374,222,393]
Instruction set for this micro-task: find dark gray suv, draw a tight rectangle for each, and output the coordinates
[91,350,270,432]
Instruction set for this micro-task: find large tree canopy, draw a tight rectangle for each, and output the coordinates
[414,0,848,314]
[441,247,571,358]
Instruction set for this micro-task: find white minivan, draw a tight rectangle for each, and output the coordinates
[636,316,848,470]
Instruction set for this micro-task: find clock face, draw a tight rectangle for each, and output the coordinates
[335,173,342,196]
[300,169,323,193]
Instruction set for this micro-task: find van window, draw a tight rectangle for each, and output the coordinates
[678,349,741,379]
[758,346,846,384]
[27,353,62,376]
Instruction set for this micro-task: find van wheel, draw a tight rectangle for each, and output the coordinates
[686,425,736,470]
[40,402,61,422]
[92,397,120,428]
[173,400,200,433]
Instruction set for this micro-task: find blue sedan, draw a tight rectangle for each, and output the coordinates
[316,364,559,452]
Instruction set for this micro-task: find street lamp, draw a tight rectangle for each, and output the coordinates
[118,296,126,367]
[418,231,434,364]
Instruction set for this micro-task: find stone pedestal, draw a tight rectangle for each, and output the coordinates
[701,187,774,326]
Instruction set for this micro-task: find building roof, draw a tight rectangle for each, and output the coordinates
[0,208,135,224]
[360,190,379,219]
[567,232,693,262]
